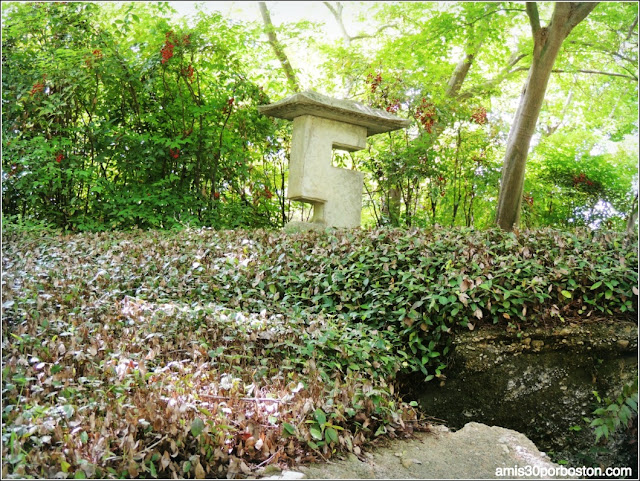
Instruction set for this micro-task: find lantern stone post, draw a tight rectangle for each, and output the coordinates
[258,91,410,229]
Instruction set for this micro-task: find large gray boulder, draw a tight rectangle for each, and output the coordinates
[262,422,567,479]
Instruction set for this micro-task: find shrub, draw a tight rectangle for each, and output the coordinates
[2,226,637,478]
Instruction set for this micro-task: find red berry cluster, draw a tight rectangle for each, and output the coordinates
[85,49,103,68]
[55,153,64,163]
[169,148,180,159]
[365,71,403,113]
[181,64,194,80]
[415,98,436,133]
[470,106,487,125]
[523,194,534,207]
[161,32,192,64]
[437,175,446,196]
[30,75,46,95]
[161,32,175,64]
[223,97,234,115]
[385,100,401,114]
[367,72,383,93]
[573,172,594,187]
[251,185,274,204]
[30,82,45,95]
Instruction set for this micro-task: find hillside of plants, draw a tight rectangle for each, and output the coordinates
[2,1,639,479]
[3,227,637,478]
[2,2,637,232]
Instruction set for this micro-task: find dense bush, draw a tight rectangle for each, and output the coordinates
[2,226,637,477]
[2,2,287,232]
[210,226,638,377]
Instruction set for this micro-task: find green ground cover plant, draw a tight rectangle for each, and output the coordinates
[2,226,637,478]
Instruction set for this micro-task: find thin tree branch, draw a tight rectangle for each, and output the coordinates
[323,2,350,43]
[625,15,638,42]
[510,66,637,80]
[350,24,398,41]
[258,2,300,92]
[322,2,396,43]
[322,1,340,18]
[508,53,528,68]
[446,33,485,98]
[566,41,637,64]
[554,68,636,80]
[466,7,527,26]
[458,52,529,99]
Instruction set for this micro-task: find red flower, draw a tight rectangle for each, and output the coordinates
[169,148,180,159]
[55,153,64,163]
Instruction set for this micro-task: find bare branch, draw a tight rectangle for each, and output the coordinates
[258,2,300,92]
[552,68,637,81]
[446,31,486,98]
[458,52,529,99]
[508,52,528,68]
[625,15,638,42]
[466,7,527,26]
[322,1,340,18]
[512,65,638,81]
[525,2,541,35]
[323,2,351,43]
[566,41,637,64]
[350,24,398,41]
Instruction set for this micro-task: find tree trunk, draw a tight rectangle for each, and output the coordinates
[495,2,598,231]
[385,187,401,225]
[446,35,484,98]
[625,193,638,245]
[258,2,300,92]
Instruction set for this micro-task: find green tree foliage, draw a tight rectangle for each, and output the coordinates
[313,1,637,230]
[525,131,638,229]
[2,2,637,232]
[2,2,288,230]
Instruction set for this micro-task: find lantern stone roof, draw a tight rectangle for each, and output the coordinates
[258,90,410,136]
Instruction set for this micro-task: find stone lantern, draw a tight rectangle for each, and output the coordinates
[258,91,410,229]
